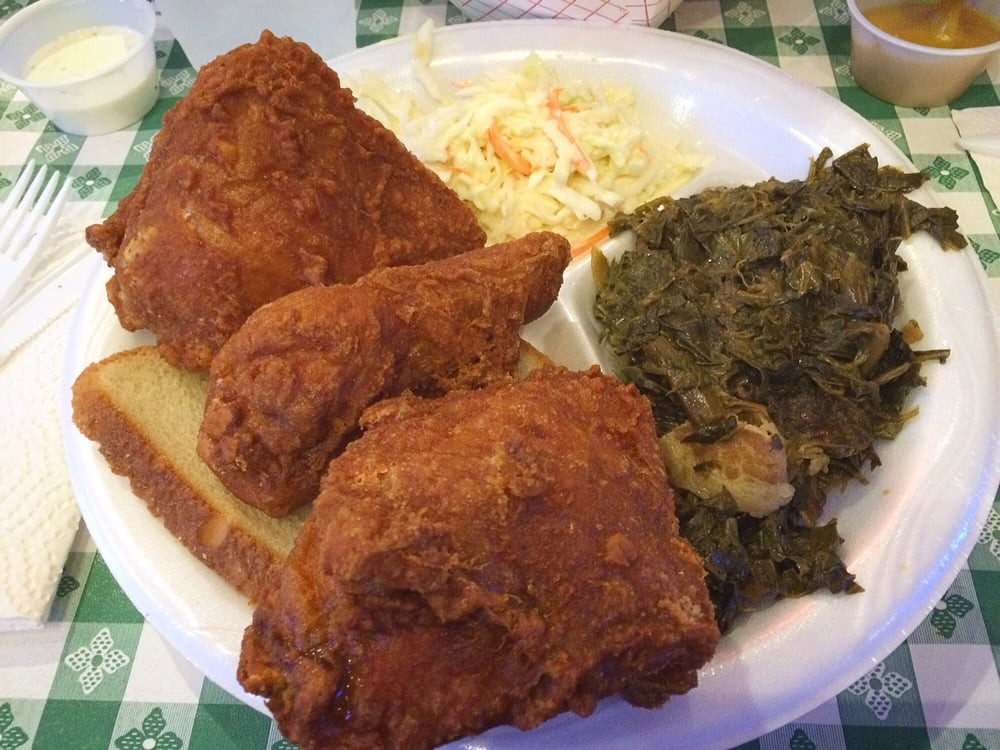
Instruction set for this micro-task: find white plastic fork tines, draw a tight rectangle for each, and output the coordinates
[0,160,70,313]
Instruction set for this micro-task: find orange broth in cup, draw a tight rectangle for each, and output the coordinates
[863,0,1000,48]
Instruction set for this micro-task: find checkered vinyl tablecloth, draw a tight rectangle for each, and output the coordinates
[1,1,999,748]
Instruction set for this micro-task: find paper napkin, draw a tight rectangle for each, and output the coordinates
[952,107,1000,208]
[951,107,1000,306]
[449,0,684,26]
[0,305,80,630]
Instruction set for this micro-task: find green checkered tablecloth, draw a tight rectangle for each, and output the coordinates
[2,1,999,748]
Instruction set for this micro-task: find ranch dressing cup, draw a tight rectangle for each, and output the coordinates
[0,0,158,136]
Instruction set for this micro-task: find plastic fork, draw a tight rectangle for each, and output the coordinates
[0,160,70,313]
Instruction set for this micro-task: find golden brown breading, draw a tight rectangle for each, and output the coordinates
[85,30,486,371]
[197,231,570,517]
[237,366,720,750]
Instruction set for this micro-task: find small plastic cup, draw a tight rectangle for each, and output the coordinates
[847,0,1000,108]
[0,0,158,136]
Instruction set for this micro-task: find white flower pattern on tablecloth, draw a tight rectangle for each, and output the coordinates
[359,9,399,34]
[72,167,112,199]
[847,661,913,720]
[789,727,817,750]
[37,135,78,162]
[162,69,195,97]
[5,104,45,130]
[64,627,130,695]
[924,156,970,190]
[930,592,975,638]
[979,507,1000,560]
[778,27,822,55]
[870,121,905,143]
[0,703,28,750]
[133,138,155,162]
[820,0,850,25]
[970,237,1000,270]
[724,2,767,26]
[56,574,80,598]
[114,708,182,750]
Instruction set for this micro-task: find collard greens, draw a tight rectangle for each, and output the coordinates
[593,145,965,632]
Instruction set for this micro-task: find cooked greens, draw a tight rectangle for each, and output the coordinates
[593,145,965,632]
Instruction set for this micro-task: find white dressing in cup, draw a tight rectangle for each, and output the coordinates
[24,25,145,84]
[0,0,158,136]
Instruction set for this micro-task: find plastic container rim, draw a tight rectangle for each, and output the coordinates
[0,0,156,90]
[846,0,1000,58]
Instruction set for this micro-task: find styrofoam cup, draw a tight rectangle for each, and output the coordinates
[0,0,158,135]
[848,0,1000,108]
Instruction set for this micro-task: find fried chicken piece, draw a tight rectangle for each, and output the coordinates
[85,30,486,371]
[237,366,720,750]
[197,231,570,517]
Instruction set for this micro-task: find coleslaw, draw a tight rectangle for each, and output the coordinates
[346,23,709,252]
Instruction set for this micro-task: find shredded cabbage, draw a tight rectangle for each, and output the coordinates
[346,24,709,249]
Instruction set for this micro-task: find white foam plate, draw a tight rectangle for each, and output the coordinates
[62,20,1000,750]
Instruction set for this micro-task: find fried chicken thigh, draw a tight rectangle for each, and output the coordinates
[85,31,485,371]
[197,231,570,517]
[237,366,720,750]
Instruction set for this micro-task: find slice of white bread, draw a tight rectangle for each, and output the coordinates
[72,346,309,603]
[71,341,552,603]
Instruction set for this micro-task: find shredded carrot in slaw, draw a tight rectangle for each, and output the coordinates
[546,87,591,174]
[487,118,533,176]
[345,23,710,247]
[571,225,611,258]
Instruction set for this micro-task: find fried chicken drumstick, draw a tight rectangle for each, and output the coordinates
[85,31,485,371]
[238,366,720,750]
[197,231,570,517]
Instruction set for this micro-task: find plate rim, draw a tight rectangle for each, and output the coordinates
[61,19,1000,750]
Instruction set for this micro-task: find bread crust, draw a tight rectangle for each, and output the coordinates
[69,342,551,603]
[71,348,305,603]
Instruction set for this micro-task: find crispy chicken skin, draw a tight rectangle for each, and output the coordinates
[84,30,486,371]
[197,231,570,517]
[237,366,720,750]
